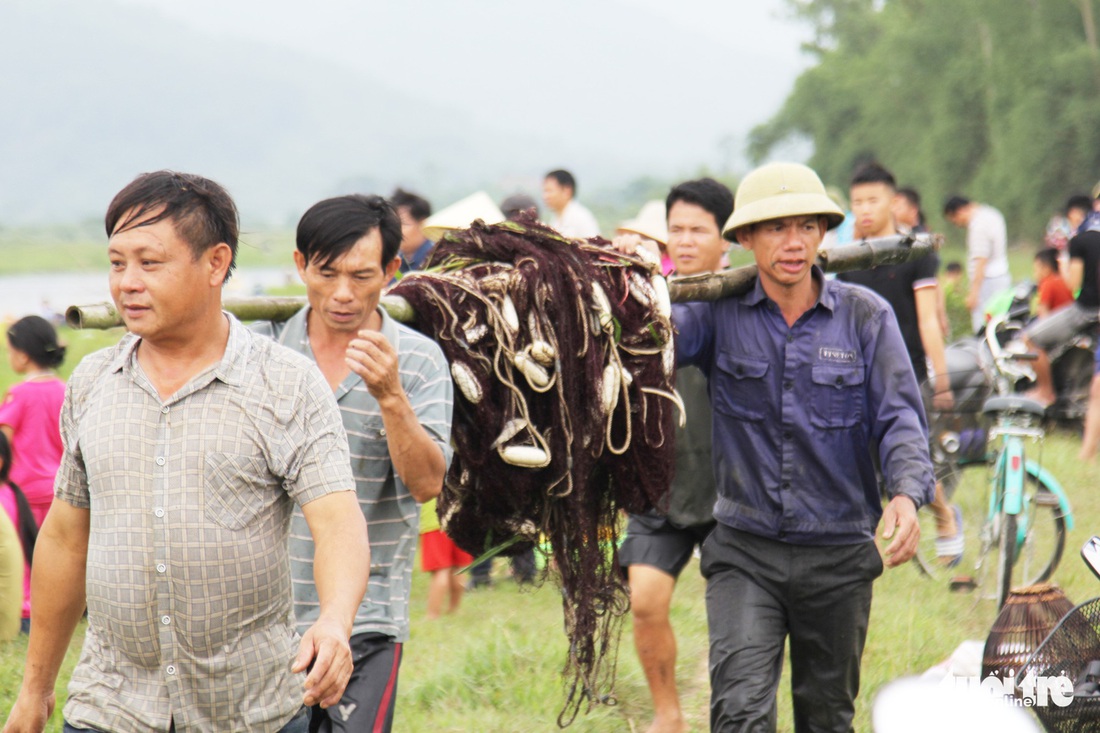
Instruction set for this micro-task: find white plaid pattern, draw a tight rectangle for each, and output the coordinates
[59,314,353,733]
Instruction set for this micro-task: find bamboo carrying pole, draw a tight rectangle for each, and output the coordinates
[64,233,940,329]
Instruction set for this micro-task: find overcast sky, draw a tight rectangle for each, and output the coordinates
[0,0,815,225]
[114,0,812,177]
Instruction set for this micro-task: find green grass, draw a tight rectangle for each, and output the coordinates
[0,228,297,275]
[2,428,1097,731]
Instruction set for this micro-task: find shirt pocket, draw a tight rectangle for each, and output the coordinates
[809,364,865,429]
[712,353,770,421]
[203,452,275,530]
[353,415,390,461]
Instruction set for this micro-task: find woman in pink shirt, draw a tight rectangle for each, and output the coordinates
[0,315,66,527]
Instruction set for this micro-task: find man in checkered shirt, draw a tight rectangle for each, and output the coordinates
[4,171,370,733]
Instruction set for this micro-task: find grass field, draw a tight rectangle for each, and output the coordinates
[2,441,1098,732]
[0,227,298,275]
[0,242,1095,731]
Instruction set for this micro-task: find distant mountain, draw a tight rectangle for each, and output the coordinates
[0,0,803,226]
[0,0,581,224]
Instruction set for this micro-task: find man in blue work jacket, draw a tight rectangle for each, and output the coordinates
[673,162,935,732]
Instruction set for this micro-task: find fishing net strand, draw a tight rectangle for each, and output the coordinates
[388,215,678,725]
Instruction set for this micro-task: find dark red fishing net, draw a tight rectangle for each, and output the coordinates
[387,215,678,725]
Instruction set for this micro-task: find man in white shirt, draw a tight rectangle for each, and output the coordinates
[542,169,600,239]
[943,195,1012,332]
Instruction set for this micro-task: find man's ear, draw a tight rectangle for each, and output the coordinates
[734,227,753,250]
[384,256,401,281]
[293,250,308,281]
[206,242,233,286]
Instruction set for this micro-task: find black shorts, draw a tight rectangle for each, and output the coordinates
[308,632,403,733]
[618,512,716,579]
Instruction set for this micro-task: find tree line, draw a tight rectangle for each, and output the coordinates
[750,0,1100,245]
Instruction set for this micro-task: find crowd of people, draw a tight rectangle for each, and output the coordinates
[0,160,1097,733]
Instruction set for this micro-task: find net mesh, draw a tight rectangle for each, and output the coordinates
[388,215,678,725]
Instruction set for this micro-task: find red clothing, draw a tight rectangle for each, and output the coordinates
[1037,273,1074,314]
[419,529,473,571]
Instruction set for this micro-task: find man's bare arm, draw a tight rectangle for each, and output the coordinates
[914,285,954,411]
[346,330,447,503]
[292,491,369,710]
[966,257,987,311]
[4,501,90,733]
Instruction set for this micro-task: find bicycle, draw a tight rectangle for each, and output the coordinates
[915,311,1075,609]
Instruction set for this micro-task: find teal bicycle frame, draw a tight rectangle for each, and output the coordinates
[989,444,1075,545]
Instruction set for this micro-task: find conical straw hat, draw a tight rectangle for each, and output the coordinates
[616,200,668,245]
[422,191,505,241]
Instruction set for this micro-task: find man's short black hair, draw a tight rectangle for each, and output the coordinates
[1066,195,1093,216]
[296,194,402,269]
[849,162,897,190]
[390,188,432,222]
[545,169,577,195]
[945,261,963,274]
[943,195,971,216]
[665,178,734,231]
[1035,247,1061,274]
[105,170,240,282]
[896,187,921,208]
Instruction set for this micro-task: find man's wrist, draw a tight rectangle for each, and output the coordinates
[314,608,354,639]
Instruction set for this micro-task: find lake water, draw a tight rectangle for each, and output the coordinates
[0,267,300,323]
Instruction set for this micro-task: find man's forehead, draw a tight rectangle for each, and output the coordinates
[315,232,384,270]
[760,214,824,226]
[850,182,892,197]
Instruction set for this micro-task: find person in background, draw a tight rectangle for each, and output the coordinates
[1033,248,1074,318]
[419,497,472,619]
[894,187,950,337]
[1081,351,1100,462]
[542,169,600,239]
[1,316,66,528]
[500,192,539,222]
[1067,194,1093,235]
[616,200,674,276]
[391,187,434,275]
[4,170,370,733]
[943,195,1011,333]
[618,178,732,733]
[836,163,958,567]
[893,187,927,234]
[0,431,37,636]
[941,261,971,340]
[1021,196,1100,407]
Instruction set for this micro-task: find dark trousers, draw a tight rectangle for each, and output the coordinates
[308,632,403,733]
[700,524,883,733]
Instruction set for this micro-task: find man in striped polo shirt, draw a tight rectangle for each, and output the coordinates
[255,194,453,732]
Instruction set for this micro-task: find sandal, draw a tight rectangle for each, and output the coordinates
[935,504,965,567]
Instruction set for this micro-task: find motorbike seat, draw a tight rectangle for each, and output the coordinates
[981,395,1047,418]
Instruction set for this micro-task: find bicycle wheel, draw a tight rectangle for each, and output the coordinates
[914,459,988,580]
[915,462,1067,595]
[1001,473,1068,592]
